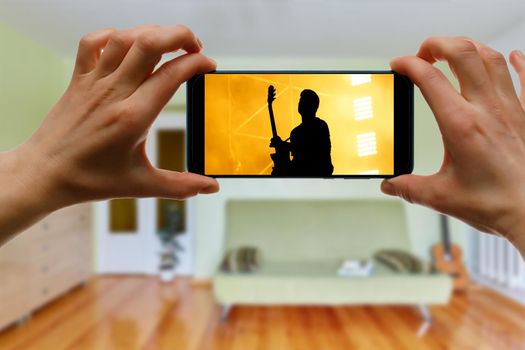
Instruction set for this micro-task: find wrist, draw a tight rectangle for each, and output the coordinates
[506,222,525,259]
[0,143,67,245]
[0,150,46,243]
[497,202,525,258]
[15,140,75,211]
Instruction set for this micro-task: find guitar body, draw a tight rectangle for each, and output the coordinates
[433,215,470,291]
[270,148,291,176]
[432,243,470,290]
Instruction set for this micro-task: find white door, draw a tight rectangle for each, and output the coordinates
[96,114,193,275]
[96,198,155,274]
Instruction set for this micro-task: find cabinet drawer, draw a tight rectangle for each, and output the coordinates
[0,286,31,331]
[31,204,91,240]
[29,234,76,261]
[31,266,86,308]
[29,231,91,261]
[0,240,30,296]
[71,233,93,259]
[0,203,92,330]
[0,262,29,296]
[30,254,77,281]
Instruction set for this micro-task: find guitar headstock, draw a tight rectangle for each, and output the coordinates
[267,85,276,105]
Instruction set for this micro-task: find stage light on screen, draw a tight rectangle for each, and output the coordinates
[351,74,372,86]
[357,132,377,157]
[353,96,373,121]
[359,169,380,175]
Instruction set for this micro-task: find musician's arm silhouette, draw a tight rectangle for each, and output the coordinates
[319,121,331,154]
[319,120,334,175]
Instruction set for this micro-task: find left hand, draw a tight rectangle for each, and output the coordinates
[269,136,283,148]
[12,25,219,214]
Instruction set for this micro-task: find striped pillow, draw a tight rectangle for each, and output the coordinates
[221,246,262,273]
[374,249,429,274]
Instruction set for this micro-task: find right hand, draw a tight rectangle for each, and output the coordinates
[381,37,525,254]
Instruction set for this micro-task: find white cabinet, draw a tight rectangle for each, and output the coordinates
[0,203,92,331]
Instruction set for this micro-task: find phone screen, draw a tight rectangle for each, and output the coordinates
[203,73,394,176]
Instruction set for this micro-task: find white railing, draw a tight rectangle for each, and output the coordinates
[472,230,525,303]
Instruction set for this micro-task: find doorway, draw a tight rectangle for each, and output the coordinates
[96,113,194,275]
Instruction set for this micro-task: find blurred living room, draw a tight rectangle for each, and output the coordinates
[1,1,525,349]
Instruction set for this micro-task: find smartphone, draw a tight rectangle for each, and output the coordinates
[187,71,413,178]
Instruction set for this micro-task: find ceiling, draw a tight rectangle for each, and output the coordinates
[1,0,524,59]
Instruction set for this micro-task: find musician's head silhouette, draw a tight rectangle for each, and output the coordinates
[298,89,319,120]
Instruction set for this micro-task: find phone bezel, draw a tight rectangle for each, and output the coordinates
[187,70,413,178]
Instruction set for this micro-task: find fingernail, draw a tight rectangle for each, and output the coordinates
[381,180,395,195]
[208,57,217,67]
[517,50,524,58]
[390,56,403,63]
[197,37,204,49]
[199,181,220,194]
[199,186,217,194]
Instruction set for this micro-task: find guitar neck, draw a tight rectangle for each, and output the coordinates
[440,215,452,257]
[268,103,278,138]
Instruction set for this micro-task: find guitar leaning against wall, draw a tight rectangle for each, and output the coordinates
[432,214,470,291]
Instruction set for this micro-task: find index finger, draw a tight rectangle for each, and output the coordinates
[417,36,494,103]
[510,50,525,105]
[115,25,202,88]
[74,28,115,75]
[391,55,466,134]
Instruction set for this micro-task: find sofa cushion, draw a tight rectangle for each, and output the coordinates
[213,260,452,305]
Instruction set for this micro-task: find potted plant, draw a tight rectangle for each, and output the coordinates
[157,202,184,283]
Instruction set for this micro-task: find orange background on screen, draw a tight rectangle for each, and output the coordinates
[204,74,394,175]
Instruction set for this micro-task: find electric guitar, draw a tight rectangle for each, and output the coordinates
[432,214,470,291]
[267,85,291,175]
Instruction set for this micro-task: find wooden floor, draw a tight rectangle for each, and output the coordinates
[1,276,524,350]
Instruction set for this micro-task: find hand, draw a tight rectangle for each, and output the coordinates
[270,136,283,148]
[7,25,219,217]
[270,136,290,150]
[381,37,525,254]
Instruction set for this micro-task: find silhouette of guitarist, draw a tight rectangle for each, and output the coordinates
[268,86,334,176]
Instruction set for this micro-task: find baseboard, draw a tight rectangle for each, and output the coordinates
[473,274,525,305]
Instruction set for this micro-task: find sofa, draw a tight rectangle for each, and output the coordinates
[213,200,452,321]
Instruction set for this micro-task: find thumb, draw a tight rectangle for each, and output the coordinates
[381,174,434,205]
[148,169,219,200]
[509,50,525,106]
